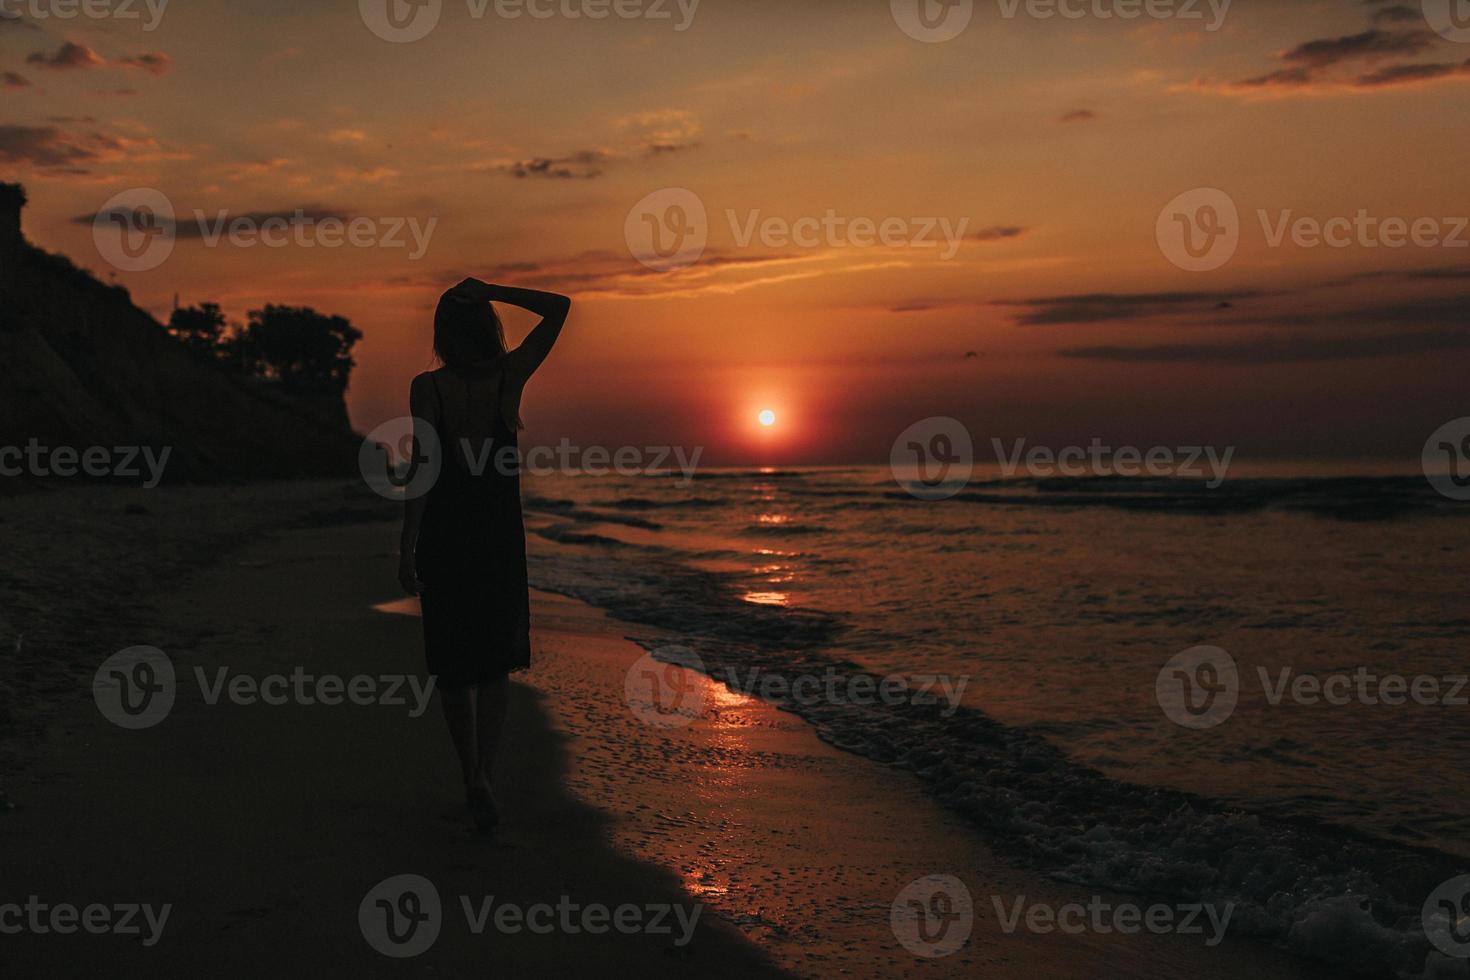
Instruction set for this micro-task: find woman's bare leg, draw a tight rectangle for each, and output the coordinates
[439,685,479,793]
[475,676,510,788]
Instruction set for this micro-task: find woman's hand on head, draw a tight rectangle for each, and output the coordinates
[450,278,496,304]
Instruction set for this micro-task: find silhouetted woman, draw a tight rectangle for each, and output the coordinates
[398,277,571,831]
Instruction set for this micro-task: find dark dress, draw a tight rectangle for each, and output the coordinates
[415,369,531,686]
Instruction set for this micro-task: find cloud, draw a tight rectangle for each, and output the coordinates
[115,52,172,76]
[1233,66,1317,89]
[1058,328,1470,364]
[1053,289,1470,364]
[1367,4,1424,25]
[327,129,368,144]
[382,247,839,302]
[972,225,1028,242]
[0,124,97,168]
[1355,58,1470,87]
[3,71,29,89]
[1279,28,1436,68]
[1232,296,1470,330]
[71,205,356,239]
[995,290,1262,325]
[1197,25,1470,95]
[491,111,704,180]
[616,109,703,156]
[502,150,607,179]
[1057,109,1097,123]
[26,41,105,71]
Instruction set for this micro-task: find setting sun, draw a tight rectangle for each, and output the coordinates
[758,410,776,427]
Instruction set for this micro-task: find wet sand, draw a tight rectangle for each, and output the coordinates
[0,502,1337,977]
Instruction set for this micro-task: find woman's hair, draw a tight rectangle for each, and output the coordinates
[433,291,509,372]
[431,290,523,429]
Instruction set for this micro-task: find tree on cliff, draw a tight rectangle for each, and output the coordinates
[231,305,363,395]
[167,303,229,359]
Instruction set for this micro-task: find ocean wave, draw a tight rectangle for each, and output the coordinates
[526,540,1462,979]
[590,496,727,511]
[740,522,829,536]
[879,476,1463,522]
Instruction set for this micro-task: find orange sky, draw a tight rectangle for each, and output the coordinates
[4,0,1469,463]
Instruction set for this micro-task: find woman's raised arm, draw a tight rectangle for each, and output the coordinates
[450,278,571,377]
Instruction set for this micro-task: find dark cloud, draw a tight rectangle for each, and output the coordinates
[995,291,1263,326]
[1057,109,1097,123]
[1355,59,1470,87]
[1236,66,1316,89]
[1282,28,1436,67]
[1231,27,1462,91]
[644,141,700,156]
[26,41,105,71]
[1234,297,1470,330]
[3,71,29,89]
[972,226,1028,242]
[115,52,172,76]
[502,150,606,179]
[1367,4,1425,24]
[71,206,356,239]
[1058,329,1470,364]
[0,124,95,168]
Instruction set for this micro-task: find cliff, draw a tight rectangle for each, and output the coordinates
[0,183,360,482]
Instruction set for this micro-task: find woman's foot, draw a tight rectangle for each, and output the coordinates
[466,777,498,832]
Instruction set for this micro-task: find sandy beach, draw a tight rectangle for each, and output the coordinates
[0,485,1345,977]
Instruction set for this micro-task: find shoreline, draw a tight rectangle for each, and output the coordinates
[1,492,1339,976]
